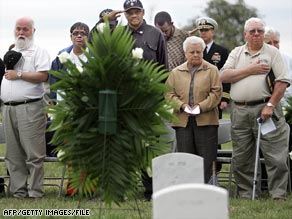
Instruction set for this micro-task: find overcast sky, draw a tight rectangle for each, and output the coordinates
[0,0,291,59]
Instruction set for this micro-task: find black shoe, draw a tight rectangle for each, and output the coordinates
[0,178,5,193]
[144,191,152,201]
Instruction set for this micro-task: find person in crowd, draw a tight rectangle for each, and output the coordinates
[50,22,90,196]
[88,8,123,43]
[0,58,4,194]
[264,27,292,105]
[1,17,50,198]
[165,36,222,183]
[154,11,189,71]
[50,22,90,101]
[220,17,290,200]
[196,17,229,119]
[0,58,5,86]
[196,17,230,180]
[264,26,292,191]
[154,11,189,152]
[123,0,168,200]
[123,0,168,69]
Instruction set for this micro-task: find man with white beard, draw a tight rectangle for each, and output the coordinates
[1,17,50,198]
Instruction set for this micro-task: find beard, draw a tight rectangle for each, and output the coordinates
[14,35,34,50]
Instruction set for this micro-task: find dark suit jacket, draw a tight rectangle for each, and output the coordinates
[204,42,230,104]
[0,58,5,86]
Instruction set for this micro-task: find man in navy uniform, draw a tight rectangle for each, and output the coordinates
[196,17,230,179]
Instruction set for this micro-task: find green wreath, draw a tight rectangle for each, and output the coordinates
[47,22,175,204]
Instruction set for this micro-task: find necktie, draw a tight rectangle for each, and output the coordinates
[204,46,208,56]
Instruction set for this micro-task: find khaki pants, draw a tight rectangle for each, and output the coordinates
[231,102,289,199]
[2,100,46,198]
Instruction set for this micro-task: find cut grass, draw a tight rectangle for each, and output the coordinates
[1,122,292,219]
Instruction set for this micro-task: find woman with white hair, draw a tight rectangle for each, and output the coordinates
[165,36,222,183]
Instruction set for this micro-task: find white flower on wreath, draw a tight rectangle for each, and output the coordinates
[132,48,143,59]
[96,23,106,33]
[81,95,89,102]
[76,65,83,73]
[57,149,65,161]
[289,151,292,160]
[58,51,71,64]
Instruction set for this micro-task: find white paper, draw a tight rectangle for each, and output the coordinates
[260,117,276,135]
[184,105,200,115]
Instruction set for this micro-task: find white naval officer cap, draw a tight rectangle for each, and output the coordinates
[196,17,218,30]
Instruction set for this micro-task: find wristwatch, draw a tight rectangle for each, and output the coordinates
[266,102,275,108]
[17,70,22,80]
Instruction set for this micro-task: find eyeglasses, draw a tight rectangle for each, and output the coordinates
[248,29,264,35]
[71,31,88,37]
[266,40,279,45]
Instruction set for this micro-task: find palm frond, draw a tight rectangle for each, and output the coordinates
[47,23,176,204]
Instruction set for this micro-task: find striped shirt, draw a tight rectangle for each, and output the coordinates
[167,27,189,70]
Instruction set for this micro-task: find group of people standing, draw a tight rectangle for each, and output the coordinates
[0,0,291,203]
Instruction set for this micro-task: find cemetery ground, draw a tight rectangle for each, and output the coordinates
[1,143,292,219]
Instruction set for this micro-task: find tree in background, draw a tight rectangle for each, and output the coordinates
[185,0,259,51]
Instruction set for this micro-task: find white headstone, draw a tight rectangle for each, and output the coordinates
[218,119,231,145]
[153,183,229,219]
[152,153,204,193]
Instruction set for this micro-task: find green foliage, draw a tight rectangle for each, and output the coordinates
[47,23,174,205]
[184,0,259,51]
[205,0,259,50]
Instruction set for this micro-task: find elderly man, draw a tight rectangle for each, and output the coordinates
[264,26,292,191]
[123,0,168,69]
[264,27,292,105]
[220,17,290,200]
[1,17,50,198]
[123,0,168,200]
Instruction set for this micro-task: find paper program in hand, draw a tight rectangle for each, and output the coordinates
[260,117,276,135]
[184,105,200,115]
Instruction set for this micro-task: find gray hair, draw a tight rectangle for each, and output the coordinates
[264,26,280,42]
[183,36,206,52]
[244,17,265,31]
[15,17,35,30]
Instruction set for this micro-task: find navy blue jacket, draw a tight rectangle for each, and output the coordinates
[50,45,73,100]
[125,20,168,70]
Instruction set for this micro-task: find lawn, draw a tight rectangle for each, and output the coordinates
[0,121,292,219]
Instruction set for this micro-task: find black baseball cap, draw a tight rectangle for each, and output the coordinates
[99,8,117,25]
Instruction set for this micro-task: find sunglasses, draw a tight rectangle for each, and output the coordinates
[248,29,264,35]
[71,31,88,37]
